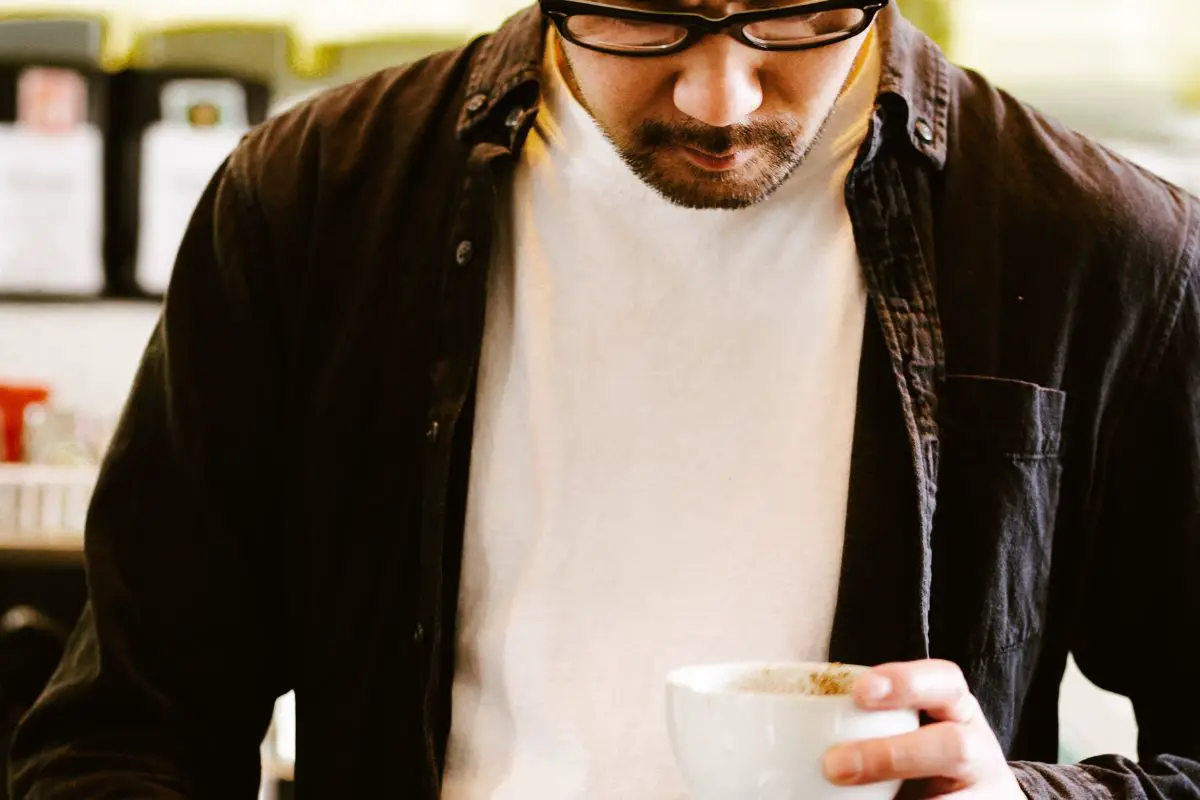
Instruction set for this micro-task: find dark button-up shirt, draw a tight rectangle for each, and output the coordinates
[10,5,1200,799]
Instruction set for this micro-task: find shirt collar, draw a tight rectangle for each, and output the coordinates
[874,3,950,169]
[457,3,950,172]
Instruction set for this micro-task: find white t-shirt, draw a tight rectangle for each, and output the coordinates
[443,29,882,799]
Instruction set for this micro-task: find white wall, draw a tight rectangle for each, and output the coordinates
[0,301,159,422]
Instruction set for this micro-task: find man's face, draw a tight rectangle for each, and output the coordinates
[554,1,872,210]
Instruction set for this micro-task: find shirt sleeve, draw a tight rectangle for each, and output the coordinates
[8,148,290,798]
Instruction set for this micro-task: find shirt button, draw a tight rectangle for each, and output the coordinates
[914,119,935,145]
[455,240,474,266]
[413,623,426,645]
[466,94,487,114]
[426,421,440,443]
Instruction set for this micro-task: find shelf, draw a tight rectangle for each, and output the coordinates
[0,534,84,566]
[0,4,134,70]
[0,464,96,562]
[0,462,98,479]
[0,0,534,79]
[0,292,160,305]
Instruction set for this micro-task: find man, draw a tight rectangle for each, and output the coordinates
[8,1,1200,798]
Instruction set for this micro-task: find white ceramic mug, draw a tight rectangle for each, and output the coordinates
[666,662,920,800]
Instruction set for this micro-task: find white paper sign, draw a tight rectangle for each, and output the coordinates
[136,124,244,294]
[0,125,104,293]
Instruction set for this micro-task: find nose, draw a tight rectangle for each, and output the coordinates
[672,35,764,129]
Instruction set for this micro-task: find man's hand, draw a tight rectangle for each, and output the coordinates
[822,660,1027,799]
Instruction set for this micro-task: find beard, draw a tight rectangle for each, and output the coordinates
[610,114,829,210]
[551,36,842,211]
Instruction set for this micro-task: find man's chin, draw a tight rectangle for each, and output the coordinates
[633,162,792,211]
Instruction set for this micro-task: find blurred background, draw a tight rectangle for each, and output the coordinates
[1,0,1194,796]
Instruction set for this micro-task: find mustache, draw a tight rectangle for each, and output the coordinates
[634,118,797,155]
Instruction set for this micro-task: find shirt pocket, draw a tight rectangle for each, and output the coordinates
[930,375,1067,667]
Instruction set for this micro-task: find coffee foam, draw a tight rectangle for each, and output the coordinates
[668,662,861,697]
[727,664,856,696]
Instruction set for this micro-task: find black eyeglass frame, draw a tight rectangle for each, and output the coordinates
[539,0,889,57]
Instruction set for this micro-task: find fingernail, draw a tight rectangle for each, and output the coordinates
[825,747,863,783]
[861,674,893,704]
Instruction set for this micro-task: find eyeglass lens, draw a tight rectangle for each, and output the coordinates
[563,2,869,51]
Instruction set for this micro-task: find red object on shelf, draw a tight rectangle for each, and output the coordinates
[0,384,51,463]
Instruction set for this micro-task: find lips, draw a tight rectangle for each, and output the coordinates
[679,146,746,171]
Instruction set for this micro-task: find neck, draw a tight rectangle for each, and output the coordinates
[552,33,591,117]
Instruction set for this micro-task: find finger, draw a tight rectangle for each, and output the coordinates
[824,721,988,787]
[854,660,979,722]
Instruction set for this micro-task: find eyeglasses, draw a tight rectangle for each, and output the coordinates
[539,0,888,58]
